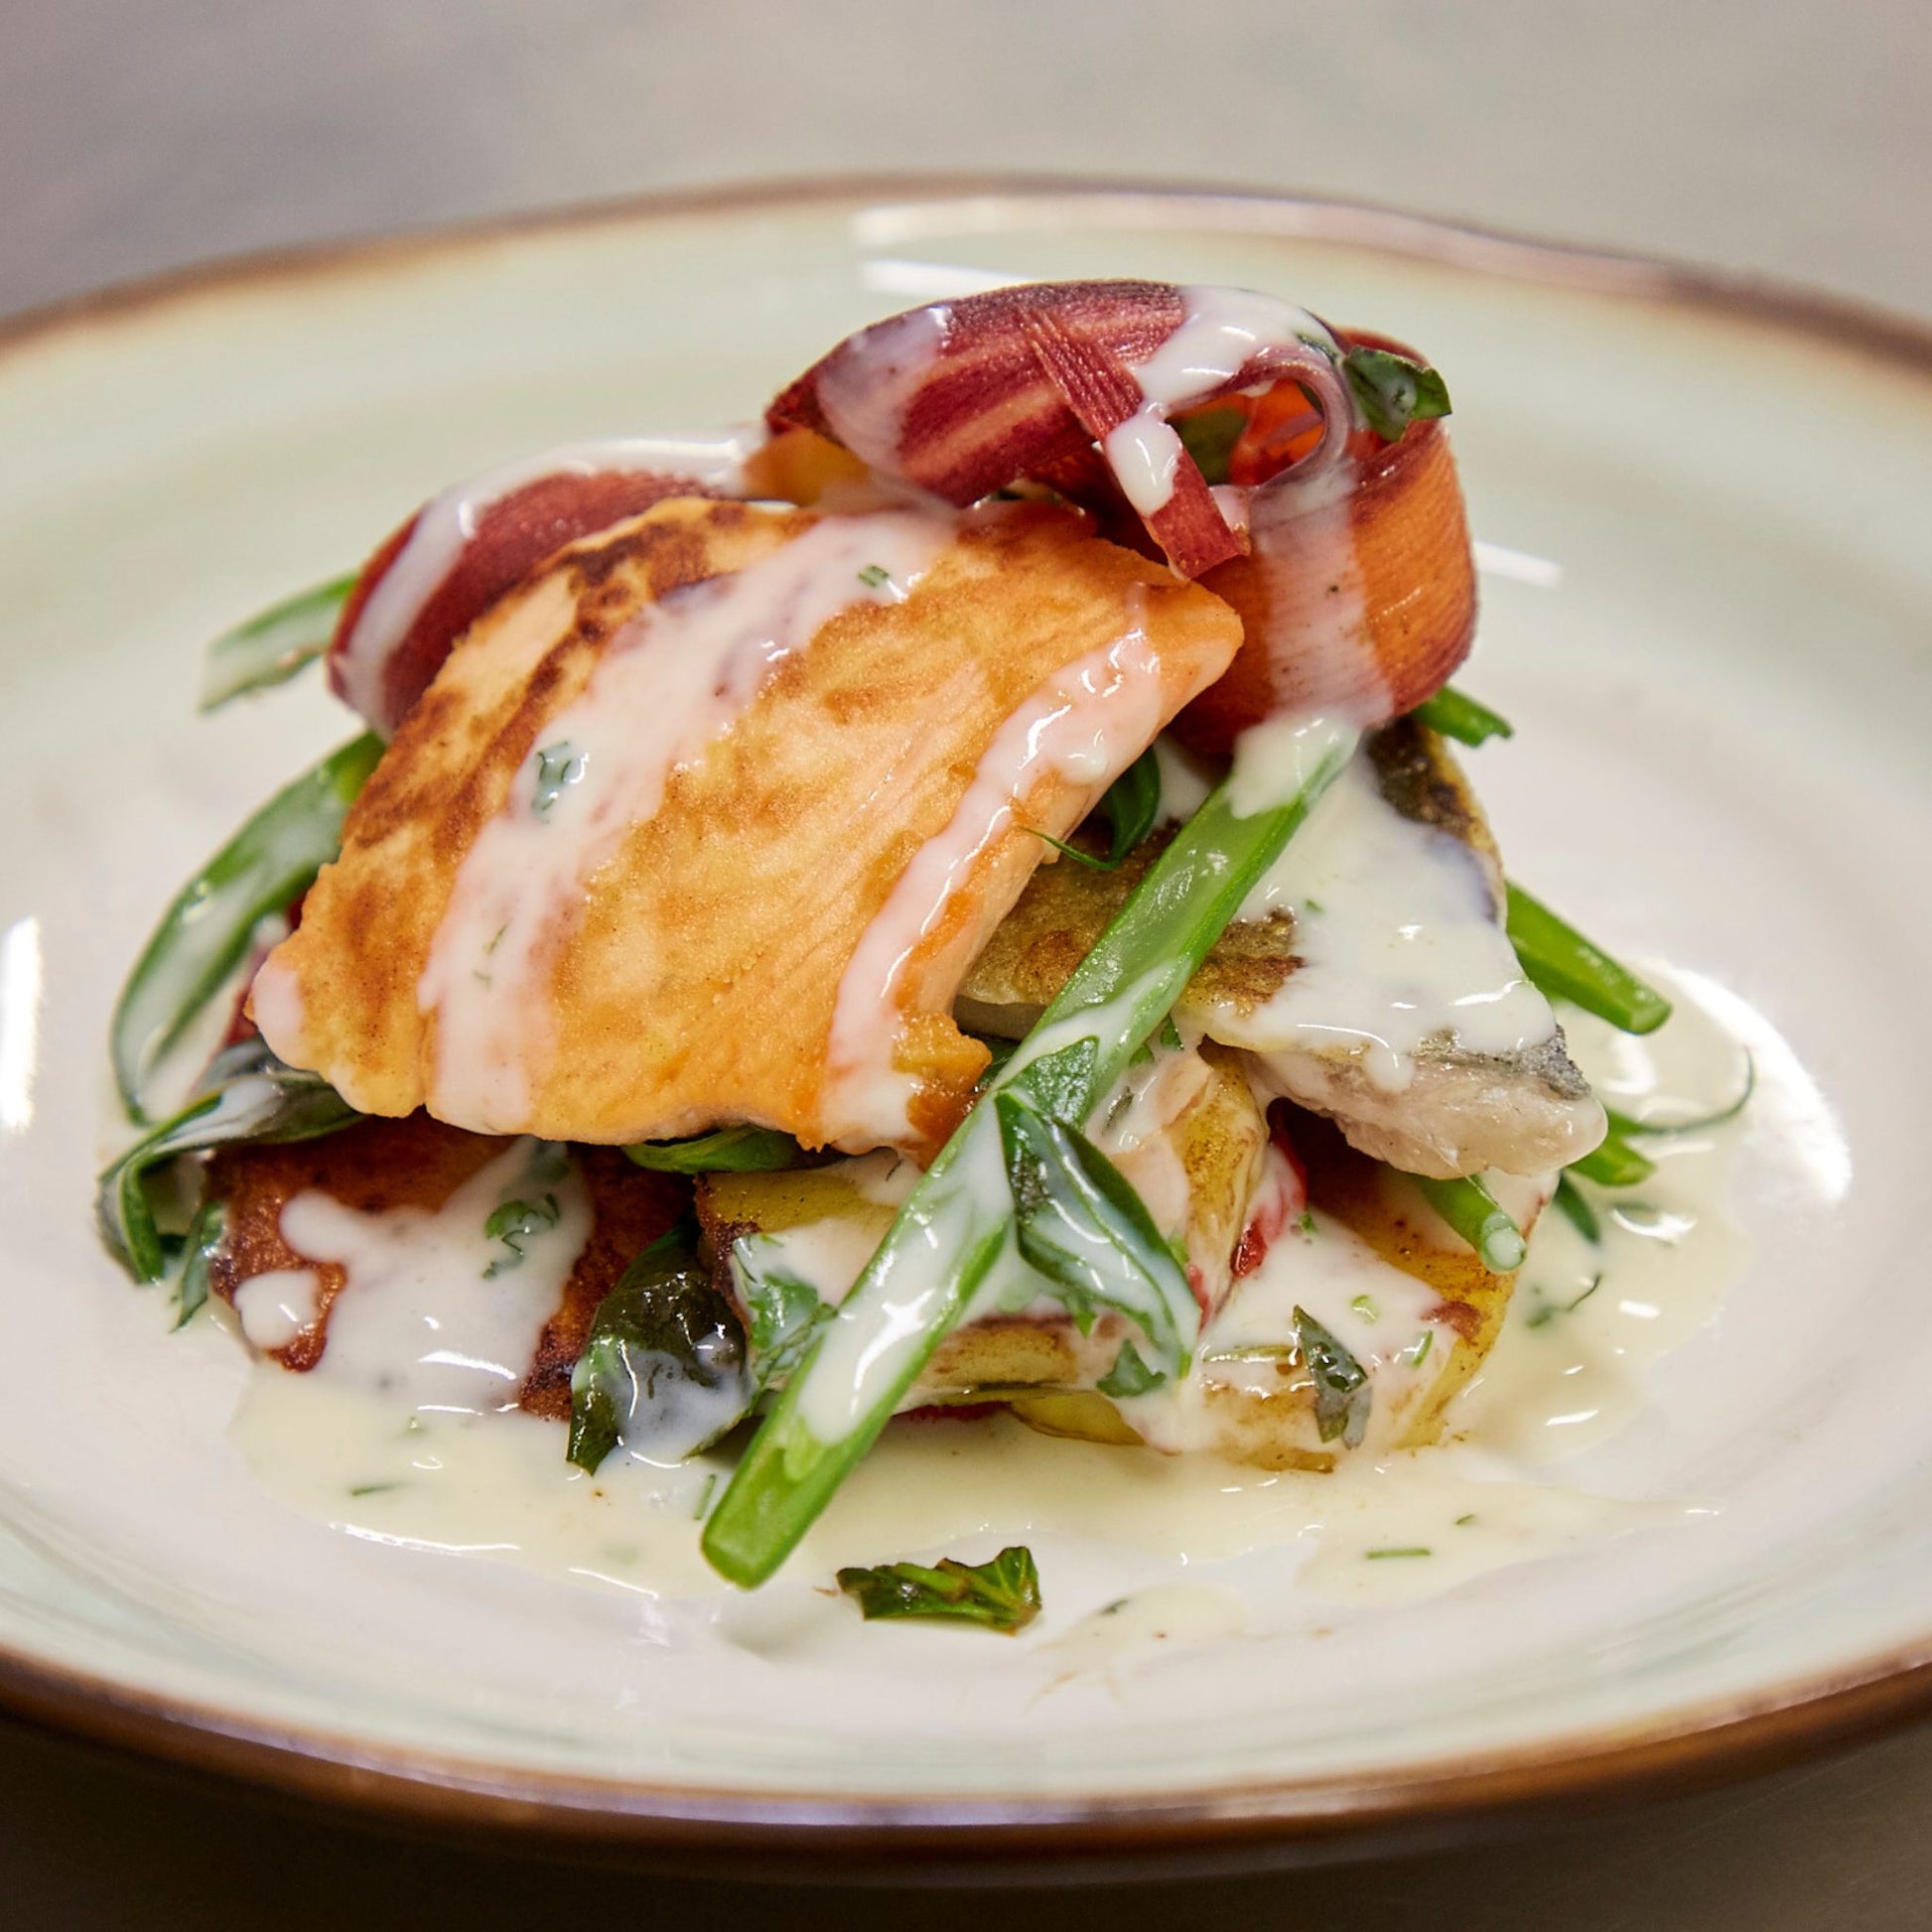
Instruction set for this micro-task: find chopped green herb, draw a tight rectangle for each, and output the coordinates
[857,563,892,589]
[1454,1513,1476,1526]
[1409,685,1514,748]
[1350,1294,1381,1324]
[1404,1329,1435,1368]
[836,1546,1041,1633]
[1365,1546,1433,1561]
[483,1192,562,1279]
[1294,1307,1372,1448]
[1297,1209,1317,1237]
[732,1240,834,1392]
[1342,345,1451,442]
[531,741,586,818]
[624,1126,802,1173]
[1097,1338,1166,1400]
[1525,1273,1604,1329]
[347,1483,399,1498]
[692,1473,719,1521]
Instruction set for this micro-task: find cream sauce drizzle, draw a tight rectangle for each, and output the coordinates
[1216,747,1559,1089]
[232,1268,322,1352]
[1110,287,1340,515]
[1243,460,1384,724]
[822,621,1175,1148]
[282,1137,592,1416]
[416,509,954,1133]
[1123,1204,1449,1455]
[230,969,1752,1611]
[1454,977,1753,1461]
[335,430,763,732]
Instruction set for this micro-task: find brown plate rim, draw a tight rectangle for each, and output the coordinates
[4,171,1931,1867]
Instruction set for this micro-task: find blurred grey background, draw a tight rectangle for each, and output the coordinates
[5,0,1930,324]
[4,1,1931,1924]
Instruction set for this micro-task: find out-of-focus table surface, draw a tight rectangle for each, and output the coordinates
[5,1,1930,1921]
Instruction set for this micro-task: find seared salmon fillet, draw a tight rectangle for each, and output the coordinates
[250,496,1241,1159]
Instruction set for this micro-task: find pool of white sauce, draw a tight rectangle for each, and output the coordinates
[229,964,1750,1633]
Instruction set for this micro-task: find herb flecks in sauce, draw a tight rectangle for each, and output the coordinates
[530,742,586,820]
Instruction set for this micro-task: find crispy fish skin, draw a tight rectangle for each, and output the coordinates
[253,497,1240,1159]
[204,1116,684,1417]
[957,719,1600,1179]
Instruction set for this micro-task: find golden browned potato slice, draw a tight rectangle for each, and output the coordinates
[696,1043,1268,1405]
[252,497,1240,1160]
[699,1094,1540,1469]
[1167,1116,1541,1470]
[204,1116,683,1418]
[958,719,1599,1178]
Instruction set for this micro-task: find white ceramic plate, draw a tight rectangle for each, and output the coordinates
[2,182,1930,1867]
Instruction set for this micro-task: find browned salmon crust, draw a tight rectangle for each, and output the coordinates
[255,497,1240,1160]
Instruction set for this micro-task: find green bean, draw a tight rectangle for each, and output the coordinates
[1506,884,1672,1035]
[1551,1173,1601,1244]
[110,734,381,1120]
[1568,1124,1657,1188]
[198,574,354,713]
[1413,1173,1528,1273]
[1409,686,1514,748]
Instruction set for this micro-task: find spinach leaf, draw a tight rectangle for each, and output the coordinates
[172,1197,226,1329]
[1174,404,1248,486]
[730,1235,835,1391]
[836,1545,1041,1633]
[1342,346,1452,443]
[1096,1338,1165,1399]
[1293,1306,1372,1448]
[1032,747,1164,873]
[96,1036,361,1285]
[996,1085,1192,1376]
[624,1126,803,1173]
[567,1223,750,1473]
